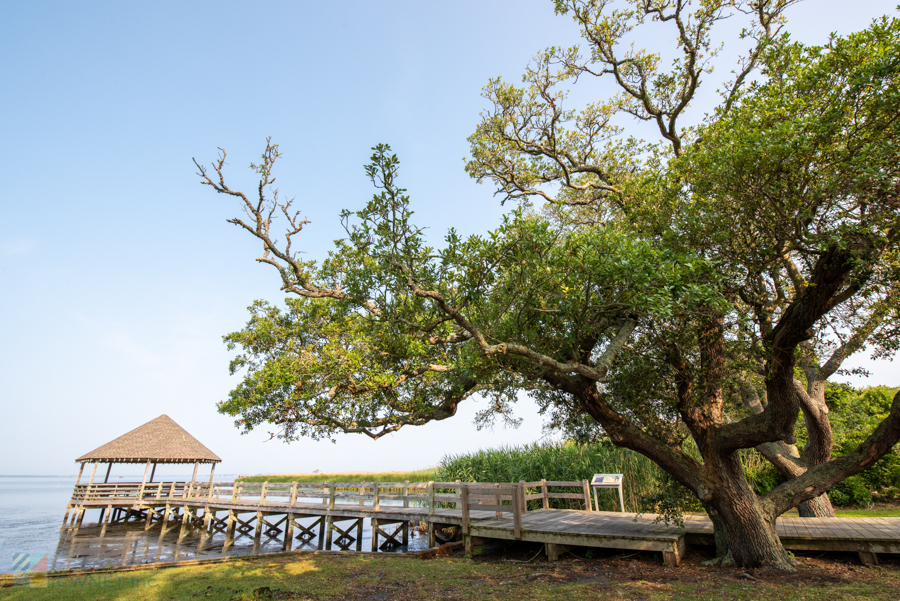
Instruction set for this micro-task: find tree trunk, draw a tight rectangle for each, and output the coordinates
[797,493,835,517]
[701,502,733,565]
[707,452,796,570]
[740,377,838,518]
[796,377,836,517]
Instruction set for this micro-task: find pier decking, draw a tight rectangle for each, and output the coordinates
[63,479,900,566]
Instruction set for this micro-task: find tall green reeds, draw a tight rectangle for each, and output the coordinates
[237,469,438,484]
[436,440,664,512]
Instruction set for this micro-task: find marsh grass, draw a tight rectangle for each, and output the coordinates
[237,469,438,484]
[436,440,665,512]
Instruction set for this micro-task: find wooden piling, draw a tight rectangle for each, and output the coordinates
[100,503,112,534]
[254,511,262,546]
[545,542,560,562]
[224,510,236,549]
[179,506,189,534]
[371,518,379,552]
[284,513,295,551]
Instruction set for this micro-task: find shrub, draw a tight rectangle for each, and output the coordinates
[829,476,872,507]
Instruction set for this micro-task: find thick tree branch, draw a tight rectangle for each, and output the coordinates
[761,389,900,516]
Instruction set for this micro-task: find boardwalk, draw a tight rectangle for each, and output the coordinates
[62,479,900,566]
[469,510,900,565]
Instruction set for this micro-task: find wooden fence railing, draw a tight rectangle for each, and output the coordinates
[460,482,523,539]
[69,479,594,537]
[522,479,593,511]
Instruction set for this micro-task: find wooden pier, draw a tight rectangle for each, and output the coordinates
[62,478,900,566]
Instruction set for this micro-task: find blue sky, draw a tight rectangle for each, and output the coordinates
[2,1,898,477]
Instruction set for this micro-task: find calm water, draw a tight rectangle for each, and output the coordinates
[0,476,428,574]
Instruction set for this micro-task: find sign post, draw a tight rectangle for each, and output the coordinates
[591,473,625,512]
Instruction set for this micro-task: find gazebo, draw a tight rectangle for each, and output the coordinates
[73,414,222,489]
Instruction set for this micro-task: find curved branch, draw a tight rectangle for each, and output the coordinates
[761,389,900,516]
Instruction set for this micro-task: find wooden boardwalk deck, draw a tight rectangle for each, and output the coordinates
[467,510,900,565]
[62,479,900,566]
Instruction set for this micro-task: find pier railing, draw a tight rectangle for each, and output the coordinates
[69,478,594,533]
[522,479,593,511]
[461,482,523,538]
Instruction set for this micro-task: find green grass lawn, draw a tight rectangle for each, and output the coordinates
[2,551,898,601]
[835,507,900,518]
[771,506,900,518]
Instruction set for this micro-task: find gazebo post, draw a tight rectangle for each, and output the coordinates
[132,460,151,525]
[76,462,99,528]
[97,462,113,524]
[207,463,216,500]
[187,461,199,499]
[63,462,86,528]
[145,463,159,530]
[138,460,151,499]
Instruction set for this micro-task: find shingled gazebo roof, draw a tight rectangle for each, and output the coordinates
[75,414,221,464]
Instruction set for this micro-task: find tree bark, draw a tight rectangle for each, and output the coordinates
[706,451,796,570]
[739,377,838,517]
[700,502,732,564]
[794,362,838,516]
[797,493,835,517]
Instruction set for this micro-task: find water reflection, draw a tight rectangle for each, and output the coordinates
[50,514,428,571]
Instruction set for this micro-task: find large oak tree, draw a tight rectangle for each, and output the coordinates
[196,1,900,569]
